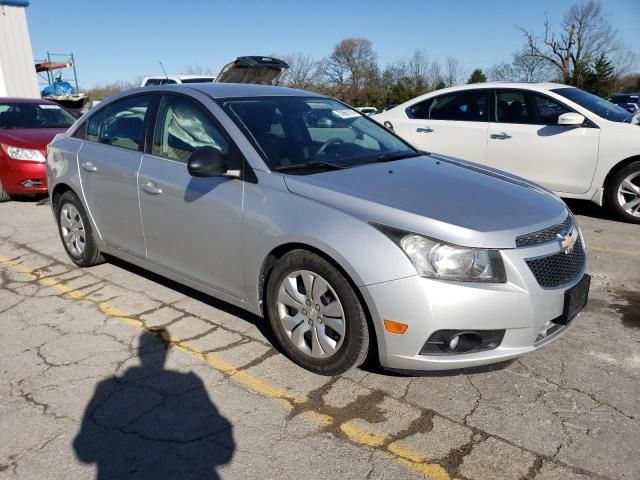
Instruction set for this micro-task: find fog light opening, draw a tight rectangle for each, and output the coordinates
[420,329,505,356]
[446,332,482,353]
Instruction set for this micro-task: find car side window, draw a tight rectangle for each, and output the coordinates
[427,91,488,122]
[496,91,535,124]
[86,96,151,151]
[531,94,572,125]
[406,99,433,119]
[152,96,230,164]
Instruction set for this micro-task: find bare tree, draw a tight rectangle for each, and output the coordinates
[407,49,430,89]
[279,53,324,90]
[428,60,443,89]
[184,65,215,75]
[488,50,556,82]
[323,38,378,103]
[520,1,624,86]
[443,57,464,87]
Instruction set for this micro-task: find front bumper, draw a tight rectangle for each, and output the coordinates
[360,237,587,371]
[0,157,48,195]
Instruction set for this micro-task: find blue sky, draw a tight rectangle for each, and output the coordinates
[26,0,640,89]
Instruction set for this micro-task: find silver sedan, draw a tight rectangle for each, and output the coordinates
[47,83,589,374]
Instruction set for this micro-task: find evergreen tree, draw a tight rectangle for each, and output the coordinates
[467,68,487,84]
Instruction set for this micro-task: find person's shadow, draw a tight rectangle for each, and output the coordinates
[73,329,234,479]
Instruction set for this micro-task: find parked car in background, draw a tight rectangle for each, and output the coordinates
[140,56,290,87]
[47,83,589,375]
[609,92,640,113]
[375,82,640,223]
[140,75,216,87]
[0,98,76,201]
[356,106,379,115]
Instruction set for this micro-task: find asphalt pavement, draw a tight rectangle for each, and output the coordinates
[0,197,638,480]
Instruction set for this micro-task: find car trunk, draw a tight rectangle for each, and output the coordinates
[215,56,289,85]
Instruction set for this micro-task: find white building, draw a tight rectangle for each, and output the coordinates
[0,0,39,98]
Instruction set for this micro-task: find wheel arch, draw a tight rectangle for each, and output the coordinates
[51,183,76,211]
[603,155,640,195]
[258,242,380,364]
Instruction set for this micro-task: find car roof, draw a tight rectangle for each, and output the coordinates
[439,81,570,92]
[137,83,325,99]
[0,97,59,104]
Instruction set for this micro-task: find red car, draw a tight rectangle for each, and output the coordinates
[0,97,76,201]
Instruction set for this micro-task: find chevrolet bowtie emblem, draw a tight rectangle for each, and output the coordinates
[558,228,577,254]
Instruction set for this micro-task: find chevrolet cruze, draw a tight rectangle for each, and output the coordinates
[47,84,590,375]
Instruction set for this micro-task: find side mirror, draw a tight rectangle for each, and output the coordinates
[557,112,585,127]
[187,146,228,177]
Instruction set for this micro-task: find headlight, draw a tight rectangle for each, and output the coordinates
[1,144,46,162]
[374,224,506,283]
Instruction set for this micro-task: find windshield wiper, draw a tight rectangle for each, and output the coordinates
[273,161,348,172]
[361,151,422,165]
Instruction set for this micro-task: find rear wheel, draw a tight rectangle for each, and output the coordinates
[55,190,104,267]
[606,161,640,224]
[266,250,369,375]
[0,180,11,202]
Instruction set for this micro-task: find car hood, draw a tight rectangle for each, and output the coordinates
[283,155,568,249]
[0,128,66,150]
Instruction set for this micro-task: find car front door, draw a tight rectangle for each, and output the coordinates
[400,89,489,163]
[138,93,245,299]
[486,89,600,194]
[77,94,152,257]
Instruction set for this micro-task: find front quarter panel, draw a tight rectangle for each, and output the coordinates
[242,170,417,307]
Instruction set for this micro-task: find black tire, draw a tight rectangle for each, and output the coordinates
[55,190,105,267]
[606,161,640,224]
[0,180,11,202]
[265,249,370,375]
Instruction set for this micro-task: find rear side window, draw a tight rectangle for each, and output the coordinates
[86,96,151,151]
[419,91,488,122]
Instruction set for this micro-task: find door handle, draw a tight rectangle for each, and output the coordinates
[81,161,97,172]
[490,132,512,140]
[416,127,434,133]
[140,181,163,195]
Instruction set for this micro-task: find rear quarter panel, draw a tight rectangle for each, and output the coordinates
[47,136,84,210]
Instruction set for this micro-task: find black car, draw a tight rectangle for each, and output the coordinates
[609,93,640,113]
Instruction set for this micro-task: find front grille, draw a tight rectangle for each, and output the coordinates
[516,215,573,248]
[526,237,585,288]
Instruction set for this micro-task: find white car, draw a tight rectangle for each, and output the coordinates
[375,82,640,223]
[140,75,215,86]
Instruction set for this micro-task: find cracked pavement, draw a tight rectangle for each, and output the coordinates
[0,198,638,480]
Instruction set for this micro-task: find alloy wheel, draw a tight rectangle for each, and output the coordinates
[276,270,346,359]
[59,203,86,257]
[617,171,640,218]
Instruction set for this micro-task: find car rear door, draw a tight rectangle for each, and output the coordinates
[77,94,152,257]
[137,92,245,299]
[486,89,600,194]
[398,89,490,163]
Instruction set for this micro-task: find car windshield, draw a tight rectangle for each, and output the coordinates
[0,102,76,129]
[552,87,631,122]
[220,96,417,173]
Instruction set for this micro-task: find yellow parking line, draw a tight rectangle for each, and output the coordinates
[0,254,450,479]
[588,246,640,257]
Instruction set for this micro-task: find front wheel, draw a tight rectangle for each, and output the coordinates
[55,190,105,267]
[606,161,640,224]
[265,250,370,375]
